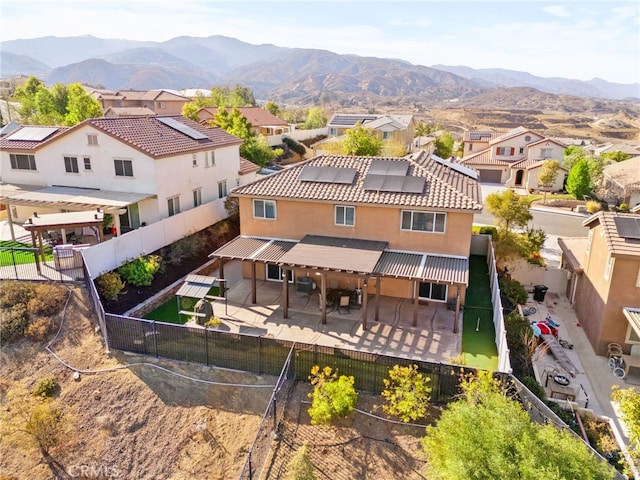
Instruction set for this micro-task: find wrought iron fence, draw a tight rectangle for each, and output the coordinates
[0,245,85,282]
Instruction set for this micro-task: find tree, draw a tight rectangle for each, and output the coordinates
[381,138,407,157]
[414,121,433,137]
[566,158,592,199]
[64,83,102,125]
[209,85,255,107]
[563,145,586,171]
[484,190,532,232]
[601,151,630,162]
[342,122,382,156]
[243,134,282,167]
[611,386,640,459]
[381,364,431,422]
[303,106,327,129]
[264,100,280,116]
[285,442,317,480]
[537,160,560,204]
[181,102,200,122]
[434,131,454,159]
[422,372,615,480]
[307,365,358,425]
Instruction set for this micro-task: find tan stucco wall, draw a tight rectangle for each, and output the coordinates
[237,197,474,257]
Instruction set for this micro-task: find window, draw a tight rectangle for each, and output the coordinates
[167,196,180,217]
[524,135,531,142]
[87,134,98,146]
[192,154,197,167]
[9,153,36,171]
[401,211,446,233]
[114,159,133,177]
[335,205,355,226]
[540,148,553,158]
[157,102,166,109]
[496,147,514,156]
[83,157,92,170]
[266,264,293,283]
[64,156,79,173]
[604,256,613,281]
[253,199,276,219]
[468,143,473,151]
[382,131,392,140]
[330,128,337,136]
[519,147,524,154]
[586,230,593,255]
[218,180,228,199]
[211,150,216,166]
[205,152,210,168]
[193,188,202,208]
[419,282,447,302]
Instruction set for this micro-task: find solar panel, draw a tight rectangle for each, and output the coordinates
[157,117,208,140]
[330,115,378,126]
[368,159,409,176]
[363,174,424,193]
[614,217,640,240]
[401,177,426,193]
[434,156,479,180]
[7,126,58,141]
[299,166,356,184]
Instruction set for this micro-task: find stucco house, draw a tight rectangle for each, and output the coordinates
[602,156,640,209]
[326,113,416,151]
[459,127,566,187]
[197,107,291,137]
[88,89,190,116]
[558,212,640,356]
[210,151,482,329]
[0,115,258,237]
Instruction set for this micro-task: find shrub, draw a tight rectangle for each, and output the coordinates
[33,376,58,398]
[205,317,221,328]
[96,272,126,301]
[307,366,358,425]
[27,283,67,316]
[1,304,30,343]
[381,364,431,422]
[0,281,36,309]
[25,316,56,341]
[521,375,546,401]
[619,203,629,213]
[499,277,528,306]
[118,255,162,287]
[167,234,207,265]
[586,200,602,213]
[282,136,307,156]
[285,442,317,480]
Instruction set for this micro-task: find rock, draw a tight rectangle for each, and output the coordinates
[73,371,81,381]
[93,390,101,400]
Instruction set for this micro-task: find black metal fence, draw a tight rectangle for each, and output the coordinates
[0,245,85,282]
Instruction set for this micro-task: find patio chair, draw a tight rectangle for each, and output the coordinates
[338,295,351,314]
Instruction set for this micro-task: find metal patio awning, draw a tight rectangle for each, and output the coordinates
[623,307,640,340]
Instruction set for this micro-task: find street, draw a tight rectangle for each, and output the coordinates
[473,207,589,238]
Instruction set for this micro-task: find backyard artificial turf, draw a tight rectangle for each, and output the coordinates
[461,255,499,370]
[0,241,53,267]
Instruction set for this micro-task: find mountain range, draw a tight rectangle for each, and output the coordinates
[1,35,638,106]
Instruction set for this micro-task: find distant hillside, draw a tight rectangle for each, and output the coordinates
[0,51,50,77]
[432,65,640,100]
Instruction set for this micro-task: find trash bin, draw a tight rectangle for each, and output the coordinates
[533,285,548,302]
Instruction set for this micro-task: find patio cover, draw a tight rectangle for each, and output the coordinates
[176,275,218,299]
[23,210,103,230]
[623,307,640,340]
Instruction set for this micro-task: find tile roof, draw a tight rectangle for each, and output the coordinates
[557,237,586,273]
[239,157,261,175]
[0,125,71,151]
[328,113,413,130]
[463,131,500,142]
[198,107,288,127]
[489,126,540,145]
[459,148,511,166]
[231,151,482,211]
[116,89,189,101]
[584,212,640,257]
[527,137,567,148]
[104,107,156,116]
[603,156,640,188]
[510,158,568,170]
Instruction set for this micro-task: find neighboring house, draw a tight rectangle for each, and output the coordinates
[459,127,566,186]
[558,212,640,355]
[602,156,640,209]
[210,151,482,328]
[0,74,30,97]
[103,106,157,117]
[462,130,500,154]
[592,142,640,157]
[326,113,416,151]
[0,116,255,235]
[197,107,291,136]
[88,89,190,115]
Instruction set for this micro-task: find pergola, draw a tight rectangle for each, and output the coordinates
[175,275,227,321]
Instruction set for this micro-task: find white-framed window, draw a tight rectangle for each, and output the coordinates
[586,230,593,255]
[496,147,513,156]
[468,143,473,151]
[64,156,79,173]
[167,195,180,217]
[211,150,216,166]
[192,154,197,167]
[218,180,228,199]
[83,157,92,170]
[335,205,355,227]
[253,199,276,219]
[382,131,392,140]
[114,159,133,177]
[401,210,446,233]
[604,255,613,281]
[266,264,293,283]
[205,152,210,168]
[540,148,553,158]
[193,188,202,207]
[330,128,337,136]
[9,153,36,171]
[419,282,447,302]
[87,134,98,146]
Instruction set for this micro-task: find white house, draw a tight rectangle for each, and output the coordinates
[0,116,257,235]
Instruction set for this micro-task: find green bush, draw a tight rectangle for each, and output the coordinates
[381,364,431,422]
[33,376,58,398]
[586,200,602,213]
[307,366,358,425]
[96,271,126,301]
[282,136,307,155]
[499,277,528,305]
[521,375,546,401]
[619,203,629,213]
[118,255,162,287]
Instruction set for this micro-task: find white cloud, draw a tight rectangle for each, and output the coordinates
[542,5,570,17]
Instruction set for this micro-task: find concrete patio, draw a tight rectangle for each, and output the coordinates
[211,260,461,363]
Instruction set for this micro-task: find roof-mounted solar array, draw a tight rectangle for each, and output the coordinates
[157,117,208,140]
[614,216,640,240]
[469,132,491,140]
[363,174,424,193]
[7,126,59,141]
[434,156,479,180]
[368,159,410,176]
[329,115,378,126]
[299,165,357,184]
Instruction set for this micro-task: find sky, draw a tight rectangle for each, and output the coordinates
[1,0,639,84]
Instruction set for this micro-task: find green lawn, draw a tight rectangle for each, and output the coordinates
[0,241,53,267]
[461,256,499,370]
[144,286,220,324]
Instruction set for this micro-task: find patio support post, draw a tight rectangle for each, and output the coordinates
[375,276,381,322]
[319,271,327,325]
[251,261,257,304]
[361,279,368,331]
[5,202,16,242]
[282,268,289,319]
[31,230,41,274]
[412,280,418,327]
[219,260,225,298]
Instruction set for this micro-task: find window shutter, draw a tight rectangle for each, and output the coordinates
[510,147,515,155]
[496,147,500,155]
